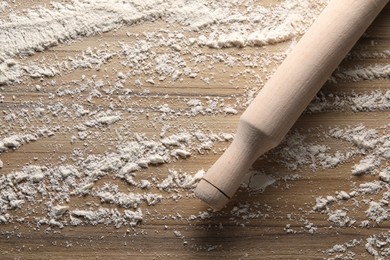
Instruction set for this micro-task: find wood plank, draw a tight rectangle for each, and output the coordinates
[0,1,389,259]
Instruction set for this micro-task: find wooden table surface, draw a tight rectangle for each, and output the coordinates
[0,1,389,259]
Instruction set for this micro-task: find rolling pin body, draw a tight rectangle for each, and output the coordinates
[195,0,389,210]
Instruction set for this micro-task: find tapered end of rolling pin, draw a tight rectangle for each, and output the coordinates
[194,120,276,211]
[195,179,230,211]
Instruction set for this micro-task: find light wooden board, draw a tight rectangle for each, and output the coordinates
[0,2,389,259]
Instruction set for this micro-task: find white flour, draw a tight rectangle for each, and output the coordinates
[334,64,390,82]
[0,133,38,152]
[365,232,390,259]
[0,0,325,58]
[0,0,389,258]
[0,1,7,13]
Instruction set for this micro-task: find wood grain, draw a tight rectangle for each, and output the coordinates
[0,2,389,259]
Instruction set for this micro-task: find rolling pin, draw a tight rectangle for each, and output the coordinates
[194,0,389,211]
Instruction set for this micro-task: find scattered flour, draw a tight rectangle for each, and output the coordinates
[307,90,390,113]
[0,126,227,228]
[0,133,38,153]
[379,168,390,183]
[365,232,390,259]
[327,209,353,227]
[67,47,116,70]
[0,59,59,85]
[0,0,325,57]
[271,130,353,171]
[366,201,388,224]
[0,1,8,13]
[0,0,389,257]
[352,155,381,176]
[323,239,362,259]
[334,64,390,82]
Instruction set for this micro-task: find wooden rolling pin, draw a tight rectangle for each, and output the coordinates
[195,0,389,210]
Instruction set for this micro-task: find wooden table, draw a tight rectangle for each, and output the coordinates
[0,1,389,259]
